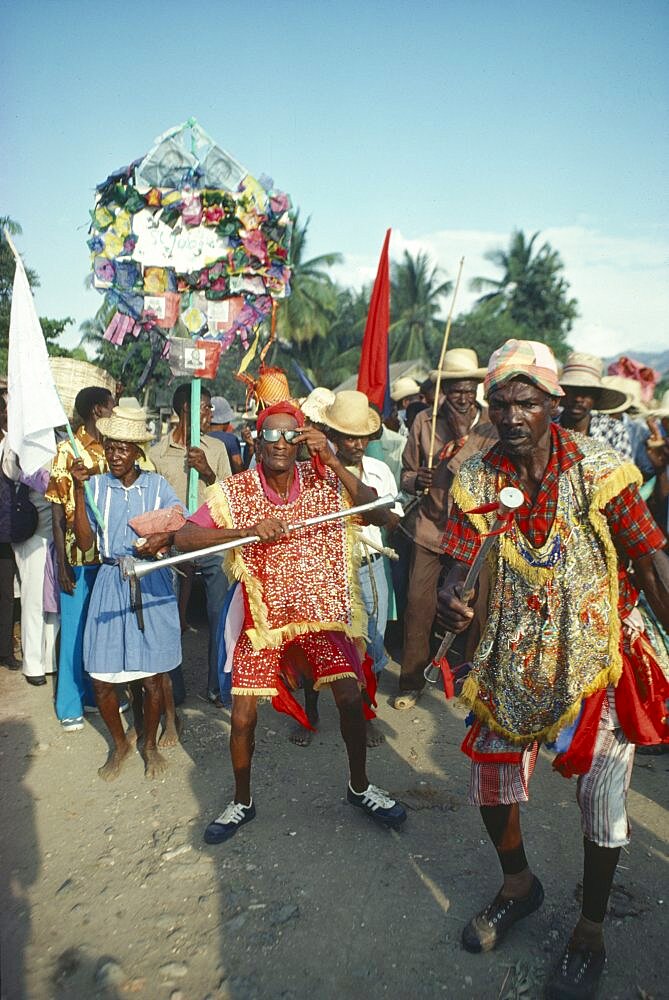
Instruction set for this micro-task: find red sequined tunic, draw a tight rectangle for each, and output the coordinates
[206,462,366,696]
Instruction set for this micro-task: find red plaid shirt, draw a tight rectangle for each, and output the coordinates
[442,425,665,614]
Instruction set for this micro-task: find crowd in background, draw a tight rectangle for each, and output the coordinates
[0,347,667,742]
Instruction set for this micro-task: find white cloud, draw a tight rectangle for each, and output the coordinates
[331,226,669,359]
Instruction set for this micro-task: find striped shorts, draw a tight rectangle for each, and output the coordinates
[468,701,635,849]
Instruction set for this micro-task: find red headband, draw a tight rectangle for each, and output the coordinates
[256,401,305,433]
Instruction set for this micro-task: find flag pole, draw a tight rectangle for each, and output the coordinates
[426,256,465,473]
[3,228,105,530]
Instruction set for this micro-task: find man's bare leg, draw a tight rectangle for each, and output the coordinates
[230,695,258,804]
[93,679,134,782]
[158,672,182,748]
[142,674,168,779]
[330,677,368,792]
[289,678,319,746]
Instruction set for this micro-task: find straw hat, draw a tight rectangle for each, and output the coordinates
[390,376,420,402]
[647,389,669,419]
[559,352,627,411]
[96,398,153,443]
[430,348,486,383]
[300,387,336,424]
[321,391,381,437]
[598,376,648,415]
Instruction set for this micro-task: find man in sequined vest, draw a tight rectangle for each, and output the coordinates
[175,401,407,844]
[437,340,669,1000]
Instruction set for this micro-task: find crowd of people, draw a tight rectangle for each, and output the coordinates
[1,339,668,1000]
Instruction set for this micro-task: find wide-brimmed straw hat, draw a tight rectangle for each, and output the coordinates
[96,398,153,443]
[598,376,648,415]
[560,352,627,412]
[430,348,486,383]
[321,390,381,437]
[300,386,336,425]
[647,389,669,419]
[390,376,420,402]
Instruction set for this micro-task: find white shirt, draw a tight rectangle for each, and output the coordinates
[354,455,403,555]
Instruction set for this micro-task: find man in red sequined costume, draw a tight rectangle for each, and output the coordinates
[175,402,407,843]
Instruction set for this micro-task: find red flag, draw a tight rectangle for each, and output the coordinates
[357,229,391,411]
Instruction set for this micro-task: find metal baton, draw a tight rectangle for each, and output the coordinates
[424,486,524,684]
[119,493,397,583]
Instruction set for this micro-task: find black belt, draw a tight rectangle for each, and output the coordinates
[361,552,382,566]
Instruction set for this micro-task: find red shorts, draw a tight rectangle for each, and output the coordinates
[232,629,360,697]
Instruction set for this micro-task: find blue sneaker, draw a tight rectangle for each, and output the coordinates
[347,783,407,829]
[204,800,256,844]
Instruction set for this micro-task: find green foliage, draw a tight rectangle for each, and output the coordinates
[389,250,452,362]
[470,229,577,359]
[275,211,343,345]
[449,300,528,364]
[275,287,370,389]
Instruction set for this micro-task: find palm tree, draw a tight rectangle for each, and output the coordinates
[275,211,343,344]
[282,287,369,387]
[470,230,577,355]
[388,250,452,361]
[470,229,541,307]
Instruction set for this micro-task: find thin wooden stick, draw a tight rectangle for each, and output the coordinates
[427,256,465,471]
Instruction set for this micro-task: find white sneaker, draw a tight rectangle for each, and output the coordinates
[61,717,84,732]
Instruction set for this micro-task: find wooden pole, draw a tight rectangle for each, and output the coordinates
[426,257,465,472]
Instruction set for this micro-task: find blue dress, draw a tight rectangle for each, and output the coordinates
[83,471,185,675]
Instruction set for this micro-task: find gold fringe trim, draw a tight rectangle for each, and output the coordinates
[245,618,359,652]
[345,501,368,643]
[591,461,641,511]
[231,687,278,698]
[499,536,555,584]
[451,478,489,535]
[460,663,619,745]
[205,482,233,527]
[313,670,357,691]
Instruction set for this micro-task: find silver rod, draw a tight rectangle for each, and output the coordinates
[121,493,396,580]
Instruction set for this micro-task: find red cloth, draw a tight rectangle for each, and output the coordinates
[552,689,607,778]
[607,356,660,403]
[256,401,305,432]
[356,229,391,411]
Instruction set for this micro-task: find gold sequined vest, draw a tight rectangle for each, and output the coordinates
[206,463,365,651]
[452,437,641,743]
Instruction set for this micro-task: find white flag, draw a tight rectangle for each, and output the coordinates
[6,241,67,474]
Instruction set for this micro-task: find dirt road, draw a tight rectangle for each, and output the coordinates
[1,628,667,1000]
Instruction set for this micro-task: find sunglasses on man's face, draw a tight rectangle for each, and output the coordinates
[259,427,301,444]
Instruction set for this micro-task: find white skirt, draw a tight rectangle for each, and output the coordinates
[89,670,156,683]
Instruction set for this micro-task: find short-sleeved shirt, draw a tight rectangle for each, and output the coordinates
[149,430,231,511]
[45,427,107,565]
[209,429,242,463]
[442,425,666,615]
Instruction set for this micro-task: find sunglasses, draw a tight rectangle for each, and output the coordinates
[259,427,301,444]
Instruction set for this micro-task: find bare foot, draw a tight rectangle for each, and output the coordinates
[289,724,314,746]
[144,747,169,779]
[366,721,385,748]
[159,713,183,749]
[98,741,134,782]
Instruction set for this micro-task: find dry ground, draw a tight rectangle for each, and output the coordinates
[1,623,667,1000]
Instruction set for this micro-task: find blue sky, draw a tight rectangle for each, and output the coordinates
[2,0,668,358]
